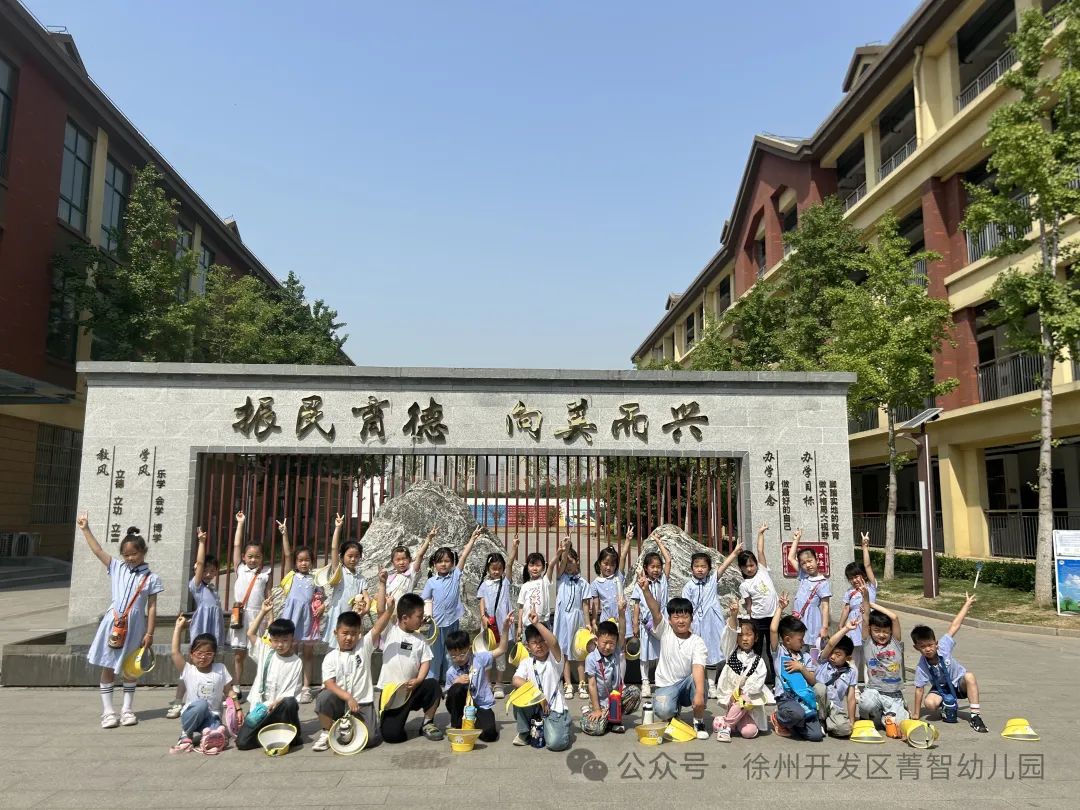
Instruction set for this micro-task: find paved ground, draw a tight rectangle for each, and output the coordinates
[0,586,1071,808]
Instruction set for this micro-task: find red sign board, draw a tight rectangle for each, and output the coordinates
[781,542,830,578]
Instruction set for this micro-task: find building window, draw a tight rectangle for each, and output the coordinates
[194,243,214,295]
[652,346,664,363]
[31,424,83,524]
[716,276,732,315]
[101,157,129,252]
[685,312,696,348]
[58,120,93,231]
[176,224,194,297]
[46,264,78,362]
[0,55,15,177]
[754,237,767,277]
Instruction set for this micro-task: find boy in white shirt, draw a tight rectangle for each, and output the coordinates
[236,600,304,750]
[511,609,571,751]
[377,593,444,743]
[169,615,232,754]
[637,570,709,738]
[313,573,396,752]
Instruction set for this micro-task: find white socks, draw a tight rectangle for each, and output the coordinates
[121,682,136,713]
[99,682,114,714]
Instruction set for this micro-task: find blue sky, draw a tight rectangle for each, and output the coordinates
[25,1,916,368]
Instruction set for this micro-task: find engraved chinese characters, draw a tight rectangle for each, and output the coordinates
[94,446,166,542]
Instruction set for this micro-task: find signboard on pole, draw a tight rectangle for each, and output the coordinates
[1053,530,1080,616]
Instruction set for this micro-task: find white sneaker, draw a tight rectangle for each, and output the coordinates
[512,733,528,746]
[493,687,505,699]
[312,730,330,752]
[563,683,573,699]
[101,712,119,729]
[716,725,732,743]
[120,711,138,726]
[641,682,652,699]
[708,683,719,700]
[694,720,709,740]
[298,687,313,704]
[577,683,589,701]
[165,702,182,719]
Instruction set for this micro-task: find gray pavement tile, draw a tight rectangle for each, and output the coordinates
[0,793,59,809]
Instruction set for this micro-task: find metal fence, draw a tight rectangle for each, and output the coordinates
[853,512,944,552]
[849,409,880,434]
[976,351,1041,402]
[965,194,1029,264]
[843,182,866,213]
[194,453,742,606]
[877,136,918,182]
[956,48,1016,111]
[986,509,1080,559]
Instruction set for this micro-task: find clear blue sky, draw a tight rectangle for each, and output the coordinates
[25,0,916,369]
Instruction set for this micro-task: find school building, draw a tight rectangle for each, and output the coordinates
[0,0,288,558]
[630,0,1080,561]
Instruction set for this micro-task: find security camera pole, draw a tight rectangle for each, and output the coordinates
[898,408,943,598]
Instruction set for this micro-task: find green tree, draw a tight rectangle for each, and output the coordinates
[688,281,787,371]
[824,212,957,579]
[961,2,1080,606]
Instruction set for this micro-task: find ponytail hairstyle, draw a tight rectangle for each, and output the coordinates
[594,545,620,576]
[120,526,147,554]
[522,552,546,584]
[428,546,457,577]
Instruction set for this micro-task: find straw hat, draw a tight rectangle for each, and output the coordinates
[378,682,413,715]
[257,723,297,756]
[572,628,596,661]
[1000,718,1039,741]
[625,636,641,661]
[635,722,667,745]
[509,641,528,666]
[851,719,885,743]
[120,645,155,681]
[899,719,939,749]
[328,715,368,755]
[664,717,696,742]
[446,727,482,752]
[504,681,544,714]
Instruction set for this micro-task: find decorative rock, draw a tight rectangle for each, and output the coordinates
[626,524,744,607]
[357,480,520,632]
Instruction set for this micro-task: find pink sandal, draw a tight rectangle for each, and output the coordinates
[169,735,193,754]
[199,727,227,755]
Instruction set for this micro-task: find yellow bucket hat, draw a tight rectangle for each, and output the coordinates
[120,645,155,681]
[378,682,412,715]
[635,722,667,745]
[328,715,368,755]
[257,722,297,756]
[447,727,482,752]
[664,717,696,742]
[419,618,439,645]
[851,719,885,743]
[1001,718,1039,741]
[504,681,544,714]
[472,628,496,654]
[899,719,939,749]
[572,628,596,661]
[509,641,528,666]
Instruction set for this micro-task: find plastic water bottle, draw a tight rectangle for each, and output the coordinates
[463,703,477,730]
[642,700,654,725]
[941,693,958,723]
[529,716,546,748]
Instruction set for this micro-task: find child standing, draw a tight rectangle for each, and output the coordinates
[553,537,592,700]
[313,574,396,752]
[713,600,772,742]
[740,523,780,688]
[224,511,271,701]
[517,549,558,632]
[769,595,824,742]
[78,514,163,729]
[911,592,987,733]
[169,616,232,754]
[236,601,303,751]
[815,621,859,738]
[588,526,634,636]
[511,610,571,751]
[838,532,878,681]
[786,528,831,654]
[638,570,709,738]
[630,533,671,699]
[323,515,369,650]
[377,593,444,742]
[443,617,513,742]
[421,527,481,685]
[683,543,741,699]
[477,535,519,698]
[381,525,438,610]
[275,519,321,703]
[580,598,640,736]
[857,589,908,735]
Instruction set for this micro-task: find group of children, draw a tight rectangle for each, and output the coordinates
[77,510,989,755]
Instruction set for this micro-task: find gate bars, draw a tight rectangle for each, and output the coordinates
[195,453,740,607]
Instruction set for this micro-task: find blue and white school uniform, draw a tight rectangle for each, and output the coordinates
[630,574,669,662]
[554,573,589,661]
[87,559,164,674]
[226,563,271,653]
[188,576,223,645]
[421,568,464,683]
[842,582,878,647]
[589,573,631,636]
[681,574,723,665]
[792,572,831,647]
[280,571,318,642]
[323,567,368,648]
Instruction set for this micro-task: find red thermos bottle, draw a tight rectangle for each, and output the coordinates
[608,687,623,725]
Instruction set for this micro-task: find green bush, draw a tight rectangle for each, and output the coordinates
[861,549,1034,592]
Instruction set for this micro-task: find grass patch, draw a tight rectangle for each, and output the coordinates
[876,574,1080,629]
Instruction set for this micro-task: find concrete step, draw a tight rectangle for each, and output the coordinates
[0,557,72,589]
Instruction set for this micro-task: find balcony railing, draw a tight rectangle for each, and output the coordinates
[843,182,867,212]
[957,48,1016,111]
[965,194,1029,263]
[849,408,879,433]
[986,508,1080,559]
[783,239,794,257]
[976,351,1041,402]
[877,136,918,182]
[912,258,928,288]
[854,512,944,553]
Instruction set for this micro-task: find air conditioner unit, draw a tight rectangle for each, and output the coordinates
[13,532,38,557]
[0,533,12,557]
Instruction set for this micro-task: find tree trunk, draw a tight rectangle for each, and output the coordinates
[1035,325,1055,607]
[885,408,898,581]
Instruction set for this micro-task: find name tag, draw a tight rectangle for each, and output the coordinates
[401,642,413,652]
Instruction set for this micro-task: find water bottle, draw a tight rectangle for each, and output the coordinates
[642,699,654,725]
[529,716,546,748]
[941,692,958,723]
[608,688,623,725]
[463,703,477,730]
